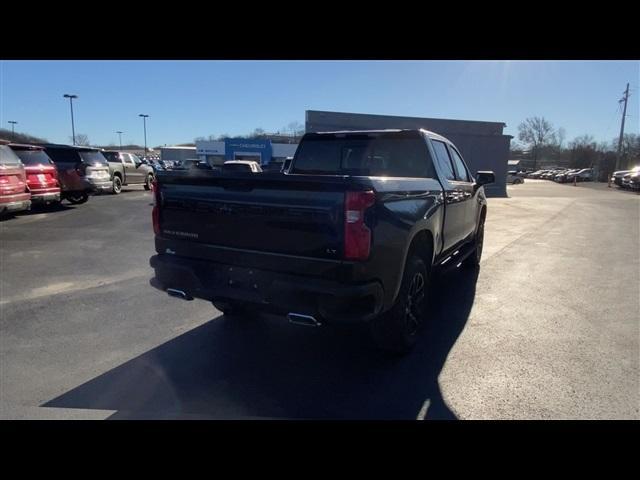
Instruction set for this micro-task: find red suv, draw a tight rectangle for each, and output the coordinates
[9,144,61,206]
[0,142,31,216]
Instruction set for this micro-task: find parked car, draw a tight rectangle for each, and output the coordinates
[40,144,111,204]
[554,169,578,183]
[622,171,640,191]
[611,166,640,187]
[541,169,565,180]
[567,168,593,183]
[529,170,551,179]
[222,160,263,173]
[140,158,164,172]
[101,150,155,194]
[8,143,61,206]
[507,171,524,184]
[0,142,31,216]
[150,128,495,354]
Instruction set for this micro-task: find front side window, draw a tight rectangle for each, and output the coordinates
[430,140,456,181]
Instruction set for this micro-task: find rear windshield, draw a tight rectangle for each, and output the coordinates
[12,149,54,166]
[292,132,435,177]
[79,151,108,165]
[0,145,23,166]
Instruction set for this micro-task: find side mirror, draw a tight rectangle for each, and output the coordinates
[475,171,495,186]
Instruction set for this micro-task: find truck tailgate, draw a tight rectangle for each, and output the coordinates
[157,172,354,261]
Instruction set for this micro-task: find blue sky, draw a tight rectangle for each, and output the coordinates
[1,60,638,147]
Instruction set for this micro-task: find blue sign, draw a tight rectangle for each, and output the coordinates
[224,138,273,165]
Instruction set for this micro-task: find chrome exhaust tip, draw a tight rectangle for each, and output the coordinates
[287,313,321,327]
[167,288,193,300]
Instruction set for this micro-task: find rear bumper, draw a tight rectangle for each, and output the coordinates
[0,193,31,214]
[150,253,384,324]
[86,179,112,193]
[30,189,61,204]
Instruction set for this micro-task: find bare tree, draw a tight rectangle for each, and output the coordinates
[569,134,596,149]
[568,134,598,169]
[72,133,90,146]
[286,121,304,141]
[250,128,265,139]
[554,127,566,149]
[614,133,640,168]
[518,117,556,170]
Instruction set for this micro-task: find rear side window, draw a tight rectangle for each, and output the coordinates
[431,140,455,181]
[102,151,120,162]
[12,149,54,166]
[0,145,24,166]
[292,133,434,178]
[44,148,81,164]
[448,146,471,182]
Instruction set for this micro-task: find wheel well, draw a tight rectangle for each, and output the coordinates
[113,172,122,180]
[407,230,434,270]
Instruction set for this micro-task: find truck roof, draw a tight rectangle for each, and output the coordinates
[39,143,102,152]
[7,143,45,150]
[308,128,450,142]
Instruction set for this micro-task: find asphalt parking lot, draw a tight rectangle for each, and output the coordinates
[1,180,638,419]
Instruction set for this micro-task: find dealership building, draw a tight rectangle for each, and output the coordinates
[305,110,512,196]
[195,138,297,168]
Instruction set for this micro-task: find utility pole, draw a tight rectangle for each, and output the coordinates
[615,83,630,171]
[116,131,123,151]
[8,121,18,140]
[63,94,78,145]
[139,114,149,156]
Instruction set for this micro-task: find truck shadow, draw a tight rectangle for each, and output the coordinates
[43,268,478,419]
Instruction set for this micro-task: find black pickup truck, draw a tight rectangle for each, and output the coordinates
[150,129,494,353]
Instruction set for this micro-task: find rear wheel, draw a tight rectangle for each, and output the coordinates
[144,174,154,191]
[66,192,89,204]
[370,255,428,354]
[112,176,122,194]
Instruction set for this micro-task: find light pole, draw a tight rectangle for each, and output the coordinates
[8,121,18,141]
[116,131,123,151]
[139,114,149,156]
[63,94,78,145]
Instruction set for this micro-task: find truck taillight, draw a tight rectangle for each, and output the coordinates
[344,190,375,260]
[152,179,160,235]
